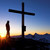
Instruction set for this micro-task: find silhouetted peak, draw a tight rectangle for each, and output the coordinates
[34,33,39,36]
[25,34,33,39]
[44,33,48,35]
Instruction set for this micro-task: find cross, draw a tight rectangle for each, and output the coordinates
[9,2,35,38]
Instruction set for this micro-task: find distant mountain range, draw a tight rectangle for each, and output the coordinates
[11,33,50,43]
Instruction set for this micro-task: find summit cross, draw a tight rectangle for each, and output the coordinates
[9,2,35,38]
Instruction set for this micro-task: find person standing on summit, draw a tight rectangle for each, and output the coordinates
[6,21,10,38]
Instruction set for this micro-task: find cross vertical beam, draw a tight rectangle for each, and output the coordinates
[22,2,24,38]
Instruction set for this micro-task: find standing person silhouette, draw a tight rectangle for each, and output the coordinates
[6,21,10,38]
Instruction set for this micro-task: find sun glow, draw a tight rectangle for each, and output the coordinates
[1,34,6,37]
[0,33,6,38]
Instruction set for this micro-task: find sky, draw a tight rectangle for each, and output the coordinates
[0,0,50,36]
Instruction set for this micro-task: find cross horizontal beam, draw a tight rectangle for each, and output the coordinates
[9,9,35,15]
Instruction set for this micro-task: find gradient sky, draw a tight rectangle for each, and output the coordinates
[0,0,50,36]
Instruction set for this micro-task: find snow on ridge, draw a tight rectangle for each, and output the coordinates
[33,33,50,43]
[10,33,50,43]
[24,33,50,43]
[25,34,33,39]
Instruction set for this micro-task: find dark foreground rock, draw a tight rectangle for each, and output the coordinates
[0,38,50,50]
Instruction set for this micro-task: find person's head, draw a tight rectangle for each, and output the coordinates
[7,20,9,23]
